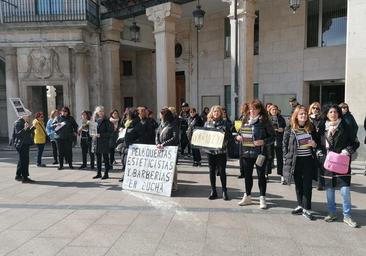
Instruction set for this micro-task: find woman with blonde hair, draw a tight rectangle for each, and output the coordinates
[308,102,322,131]
[204,105,232,200]
[283,105,319,220]
[46,110,59,165]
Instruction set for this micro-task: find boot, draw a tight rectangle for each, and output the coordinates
[208,189,218,200]
[93,171,102,179]
[101,170,109,180]
[222,189,229,201]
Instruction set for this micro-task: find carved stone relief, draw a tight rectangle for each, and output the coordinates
[25,48,64,79]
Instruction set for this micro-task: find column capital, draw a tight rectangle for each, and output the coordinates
[73,45,89,55]
[3,47,17,56]
[223,0,256,19]
[146,2,182,34]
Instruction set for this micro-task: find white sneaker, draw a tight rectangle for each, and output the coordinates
[238,194,252,206]
[259,196,267,209]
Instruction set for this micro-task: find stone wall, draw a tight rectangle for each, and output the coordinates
[0,59,8,138]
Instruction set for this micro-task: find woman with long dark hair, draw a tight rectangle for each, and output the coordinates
[283,105,319,220]
[318,104,359,228]
[109,109,121,166]
[236,99,275,209]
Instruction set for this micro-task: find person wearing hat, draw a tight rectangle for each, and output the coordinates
[289,96,300,116]
[179,102,190,156]
[12,113,36,183]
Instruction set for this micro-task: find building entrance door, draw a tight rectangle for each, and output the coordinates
[176,71,186,112]
[309,80,345,106]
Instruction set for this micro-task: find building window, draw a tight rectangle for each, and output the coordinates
[224,17,231,58]
[124,97,133,109]
[253,83,259,99]
[254,11,259,55]
[307,0,347,48]
[122,60,133,76]
[224,85,231,117]
[201,95,220,112]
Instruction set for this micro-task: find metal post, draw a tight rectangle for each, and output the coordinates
[196,28,199,110]
[234,0,239,119]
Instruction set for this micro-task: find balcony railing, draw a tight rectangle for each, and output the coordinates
[0,0,99,26]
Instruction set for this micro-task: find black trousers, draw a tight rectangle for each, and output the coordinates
[294,156,314,210]
[180,133,189,154]
[16,145,30,178]
[56,139,73,168]
[242,157,267,196]
[51,140,58,162]
[109,148,115,165]
[207,153,227,192]
[275,146,283,175]
[192,147,201,162]
[96,153,110,173]
[81,139,94,168]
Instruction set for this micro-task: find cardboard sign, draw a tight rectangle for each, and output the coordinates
[122,144,178,197]
[191,128,225,149]
[8,98,31,117]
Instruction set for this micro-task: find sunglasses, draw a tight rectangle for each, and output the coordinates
[341,106,348,109]
[312,107,320,110]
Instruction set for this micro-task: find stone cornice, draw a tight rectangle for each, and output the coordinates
[223,0,257,19]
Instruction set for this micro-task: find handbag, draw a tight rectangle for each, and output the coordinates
[323,151,350,174]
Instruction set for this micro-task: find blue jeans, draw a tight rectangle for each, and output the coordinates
[36,143,45,165]
[326,186,351,218]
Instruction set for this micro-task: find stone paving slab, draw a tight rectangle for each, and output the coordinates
[0,148,365,256]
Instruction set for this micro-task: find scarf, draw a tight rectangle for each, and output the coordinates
[110,117,120,130]
[325,119,341,136]
[247,115,260,126]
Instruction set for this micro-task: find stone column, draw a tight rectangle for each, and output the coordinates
[146,2,182,111]
[100,18,123,113]
[74,45,89,124]
[345,0,366,160]
[224,0,256,118]
[4,48,20,140]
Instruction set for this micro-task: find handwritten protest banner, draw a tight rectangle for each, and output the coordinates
[122,144,178,197]
[191,128,225,149]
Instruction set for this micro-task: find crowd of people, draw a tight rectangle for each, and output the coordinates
[11,97,364,228]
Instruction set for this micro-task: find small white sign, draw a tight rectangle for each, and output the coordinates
[89,121,98,137]
[191,128,225,149]
[8,98,30,117]
[122,144,178,197]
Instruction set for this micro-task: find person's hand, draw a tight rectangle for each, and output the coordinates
[277,128,284,133]
[96,134,100,138]
[24,122,29,129]
[156,144,163,149]
[236,135,243,142]
[341,149,350,156]
[308,140,317,148]
[253,140,264,146]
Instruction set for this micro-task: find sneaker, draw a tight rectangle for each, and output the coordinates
[343,217,358,228]
[259,196,267,209]
[324,214,337,222]
[302,210,315,221]
[238,194,252,206]
[291,206,303,215]
[280,176,287,185]
[193,162,198,167]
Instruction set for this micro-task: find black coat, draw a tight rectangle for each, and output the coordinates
[318,119,359,188]
[156,121,179,147]
[124,118,143,148]
[13,118,35,149]
[139,117,158,145]
[53,115,78,141]
[270,114,286,147]
[96,118,113,154]
[204,119,232,155]
[282,126,319,184]
[343,112,358,138]
[186,114,204,141]
[239,117,275,159]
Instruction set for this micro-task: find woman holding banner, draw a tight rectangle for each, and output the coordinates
[156,108,179,191]
[236,99,275,209]
[283,105,319,220]
[204,105,232,201]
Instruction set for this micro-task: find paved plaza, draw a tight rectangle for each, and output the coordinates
[0,146,365,256]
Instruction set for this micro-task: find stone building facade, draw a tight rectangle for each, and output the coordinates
[0,0,365,159]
